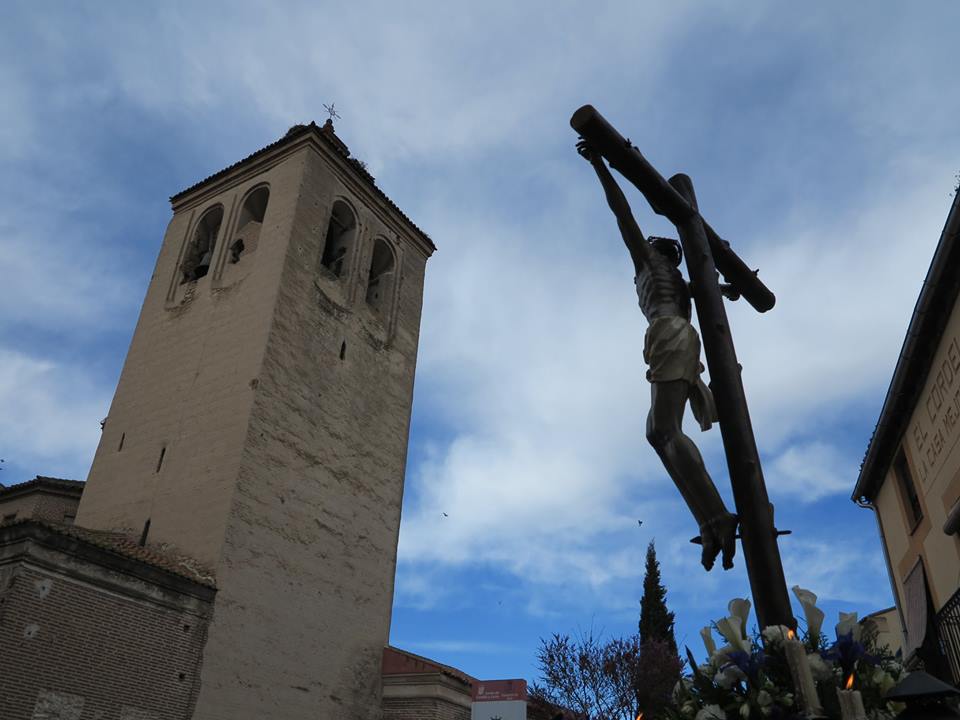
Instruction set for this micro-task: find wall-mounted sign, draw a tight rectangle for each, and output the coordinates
[471,678,526,720]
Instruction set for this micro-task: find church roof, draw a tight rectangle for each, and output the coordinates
[170,121,435,252]
[382,645,476,687]
[854,189,960,502]
[0,476,85,498]
[0,518,216,589]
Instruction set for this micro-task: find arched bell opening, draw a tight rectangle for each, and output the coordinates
[319,200,357,279]
[365,238,396,317]
[181,205,224,283]
[231,185,270,263]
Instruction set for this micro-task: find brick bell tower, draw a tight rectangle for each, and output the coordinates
[77,121,435,719]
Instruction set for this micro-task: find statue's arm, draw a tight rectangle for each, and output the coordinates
[578,143,650,273]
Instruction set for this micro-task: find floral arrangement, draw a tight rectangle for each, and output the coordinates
[667,587,905,720]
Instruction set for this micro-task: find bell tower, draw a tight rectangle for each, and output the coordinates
[78,121,435,719]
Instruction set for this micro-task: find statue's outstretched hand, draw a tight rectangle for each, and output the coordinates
[576,139,597,163]
[720,283,741,302]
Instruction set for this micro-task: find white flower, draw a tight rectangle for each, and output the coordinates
[836,611,862,642]
[696,704,727,720]
[791,586,824,640]
[701,626,717,657]
[757,690,773,707]
[714,664,747,689]
[739,702,751,719]
[728,598,752,635]
[716,616,752,654]
[761,625,792,646]
[806,652,832,681]
[871,668,896,695]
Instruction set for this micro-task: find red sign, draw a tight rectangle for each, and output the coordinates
[472,679,527,702]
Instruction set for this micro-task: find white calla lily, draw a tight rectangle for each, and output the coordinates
[836,611,861,642]
[716,616,751,654]
[728,598,751,637]
[791,585,824,640]
[701,626,717,657]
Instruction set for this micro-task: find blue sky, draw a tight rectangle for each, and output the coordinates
[3,1,960,685]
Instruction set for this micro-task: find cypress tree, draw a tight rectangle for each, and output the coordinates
[638,540,676,653]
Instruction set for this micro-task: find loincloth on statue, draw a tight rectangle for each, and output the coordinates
[643,316,718,432]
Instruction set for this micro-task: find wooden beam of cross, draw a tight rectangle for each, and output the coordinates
[572,106,775,313]
[571,104,794,631]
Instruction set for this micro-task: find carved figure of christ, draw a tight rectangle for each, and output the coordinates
[577,141,738,571]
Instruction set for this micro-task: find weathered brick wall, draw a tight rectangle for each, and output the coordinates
[0,495,39,522]
[383,698,471,720]
[0,491,80,525]
[30,492,81,524]
[0,562,210,720]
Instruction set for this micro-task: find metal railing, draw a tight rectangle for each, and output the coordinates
[936,586,960,684]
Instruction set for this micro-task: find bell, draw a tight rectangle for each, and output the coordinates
[195,249,213,279]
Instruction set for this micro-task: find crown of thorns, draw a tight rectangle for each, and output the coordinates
[647,236,683,265]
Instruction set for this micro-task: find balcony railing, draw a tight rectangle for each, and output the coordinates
[937,585,960,684]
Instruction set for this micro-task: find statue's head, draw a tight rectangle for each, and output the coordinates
[648,236,683,267]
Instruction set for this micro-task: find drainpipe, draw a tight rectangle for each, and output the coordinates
[856,495,909,652]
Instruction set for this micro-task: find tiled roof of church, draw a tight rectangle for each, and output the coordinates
[170,121,435,252]
[0,476,85,497]
[382,645,476,686]
[0,518,216,588]
[854,189,960,502]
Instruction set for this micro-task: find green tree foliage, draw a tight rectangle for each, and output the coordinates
[531,543,684,720]
[639,541,676,653]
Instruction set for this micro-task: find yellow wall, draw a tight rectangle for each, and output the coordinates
[876,295,960,615]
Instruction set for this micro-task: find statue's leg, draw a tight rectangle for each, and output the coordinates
[646,380,737,570]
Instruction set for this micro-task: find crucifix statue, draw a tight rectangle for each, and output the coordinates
[577,140,738,573]
[571,105,794,630]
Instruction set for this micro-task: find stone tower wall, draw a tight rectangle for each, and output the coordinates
[77,150,308,567]
[191,143,429,719]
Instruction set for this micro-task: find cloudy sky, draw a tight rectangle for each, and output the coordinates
[3,1,959,683]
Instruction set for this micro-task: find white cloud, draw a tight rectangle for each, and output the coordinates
[782,537,888,605]
[767,441,856,502]
[0,350,110,479]
[399,640,515,655]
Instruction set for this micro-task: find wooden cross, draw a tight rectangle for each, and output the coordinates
[571,105,794,631]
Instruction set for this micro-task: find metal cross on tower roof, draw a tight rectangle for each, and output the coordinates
[322,103,341,122]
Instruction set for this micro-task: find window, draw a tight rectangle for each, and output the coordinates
[231,186,270,263]
[320,200,356,278]
[2,513,16,523]
[894,450,923,531]
[181,205,224,283]
[365,238,395,315]
[63,512,76,525]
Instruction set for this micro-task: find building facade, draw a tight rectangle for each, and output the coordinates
[854,189,960,684]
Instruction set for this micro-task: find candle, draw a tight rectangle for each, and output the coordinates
[783,636,823,717]
[836,686,866,720]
